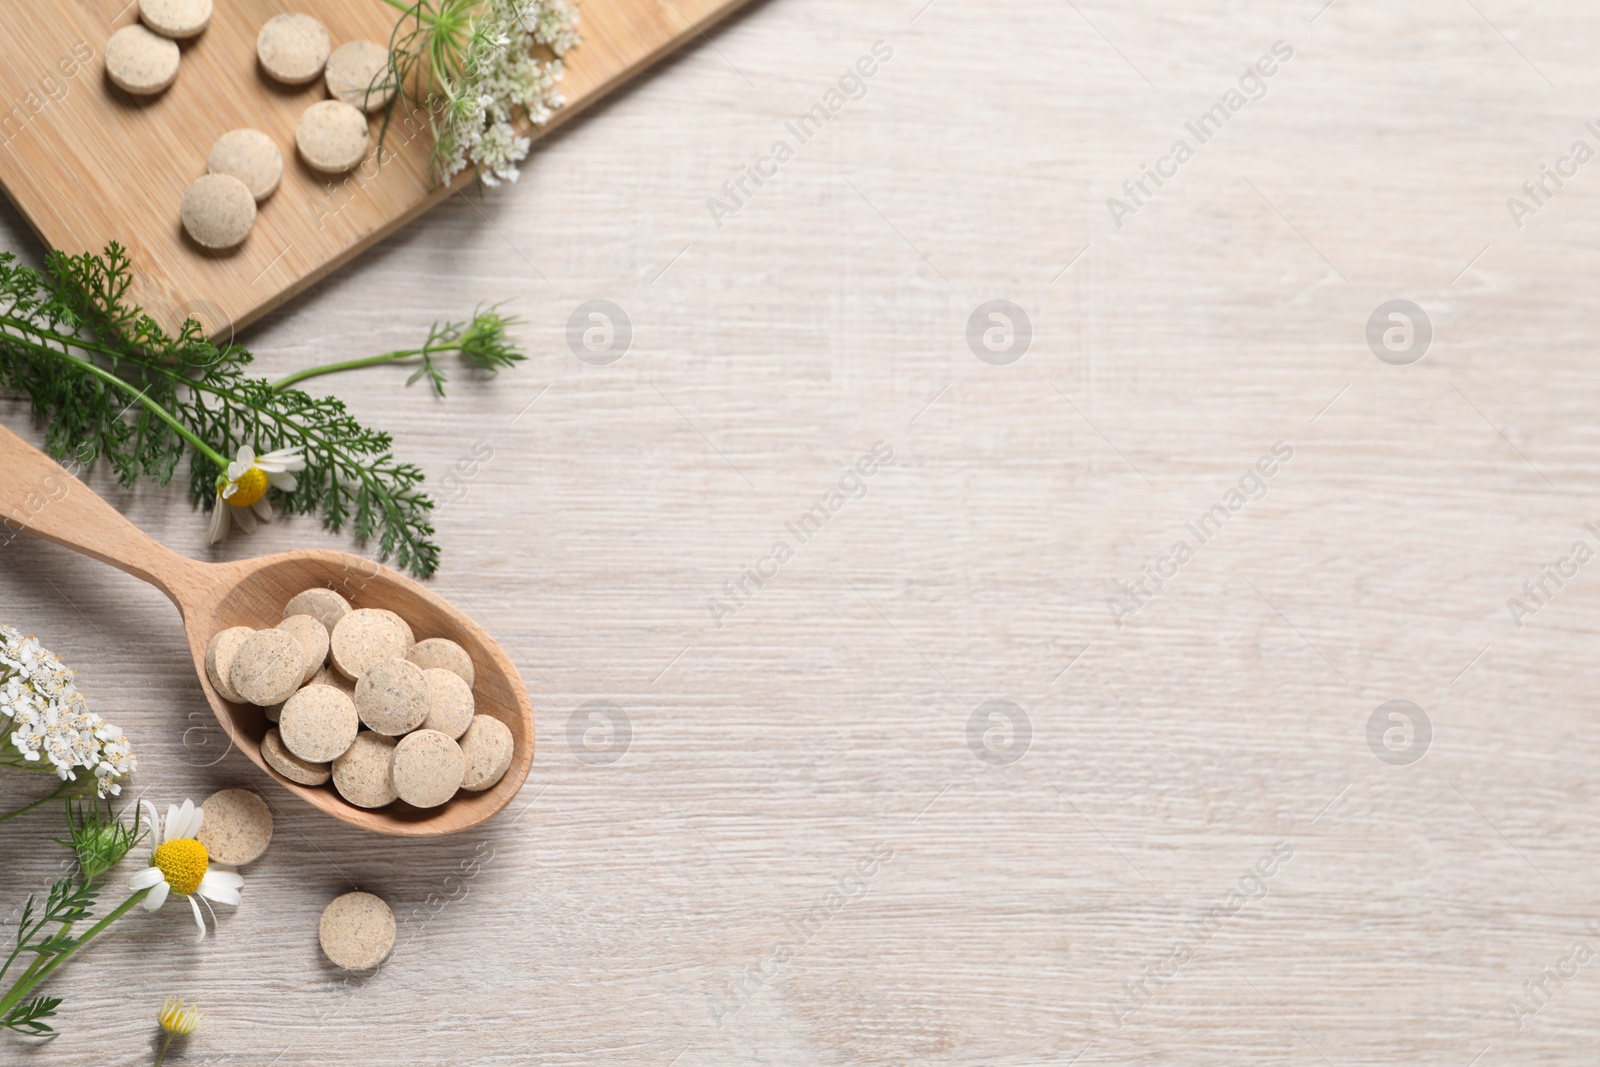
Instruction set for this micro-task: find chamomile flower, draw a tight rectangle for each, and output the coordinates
[206,445,305,544]
[127,800,244,942]
[158,995,201,1036]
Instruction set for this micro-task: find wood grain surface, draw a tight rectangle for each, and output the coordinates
[0,0,750,335]
[4,0,1600,1063]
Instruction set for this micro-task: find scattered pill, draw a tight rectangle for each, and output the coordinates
[319,891,395,969]
[106,24,180,96]
[277,613,330,685]
[332,732,398,808]
[375,609,415,649]
[181,173,256,250]
[208,128,283,202]
[265,700,281,723]
[458,715,514,791]
[325,40,396,112]
[391,729,465,808]
[230,627,304,706]
[283,588,351,636]
[262,727,330,786]
[197,788,273,865]
[354,658,429,736]
[420,668,474,739]
[204,625,253,703]
[139,0,212,39]
[296,100,369,175]
[330,608,410,681]
[279,684,359,763]
[256,12,330,85]
[407,638,474,688]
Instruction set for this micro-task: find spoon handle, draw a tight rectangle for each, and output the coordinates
[0,421,200,600]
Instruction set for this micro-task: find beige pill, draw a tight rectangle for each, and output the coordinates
[140,0,212,39]
[296,100,369,175]
[208,128,282,202]
[325,40,396,112]
[262,727,330,786]
[354,658,429,736]
[319,892,395,969]
[106,24,180,96]
[230,627,304,706]
[279,684,358,763]
[264,700,282,723]
[407,638,474,688]
[257,12,330,85]
[330,608,410,680]
[458,715,514,791]
[308,663,356,697]
[197,788,272,865]
[375,609,415,649]
[420,668,474,739]
[276,613,330,685]
[391,729,465,809]
[181,173,255,250]
[332,732,398,808]
[204,626,253,703]
[284,588,351,636]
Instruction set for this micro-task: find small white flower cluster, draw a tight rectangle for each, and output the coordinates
[436,0,581,185]
[0,624,135,797]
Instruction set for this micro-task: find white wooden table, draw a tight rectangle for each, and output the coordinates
[4,0,1600,1063]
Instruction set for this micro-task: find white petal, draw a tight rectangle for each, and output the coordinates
[128,866,164,891]
[164,804,180,842]
[233,505,258,534]
[188,894,207,943]
[237,445,256,468]
[226,462,246,480]
[260,447,305,471]
[197,870,242,906]
[176,799,201,840]
[206,502,231,544]
[266,471,298,492]
[144,879,171,911]
[139,799,162,845]
[251,499,274,524]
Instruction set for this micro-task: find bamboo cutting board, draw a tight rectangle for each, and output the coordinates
[0,0,750,335]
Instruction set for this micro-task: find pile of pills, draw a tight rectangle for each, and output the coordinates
[205,587,514,812]
[106,4,396,250]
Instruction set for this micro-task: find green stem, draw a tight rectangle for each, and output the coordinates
[0,888,149,1018]
[270,346,436,391]
[153,1029,176,1067]
[0,779,76,825]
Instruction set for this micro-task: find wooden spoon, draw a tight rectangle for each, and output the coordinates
[0,422,533,836]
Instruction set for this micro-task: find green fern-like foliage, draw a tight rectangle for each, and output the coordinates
[0,243,439,577]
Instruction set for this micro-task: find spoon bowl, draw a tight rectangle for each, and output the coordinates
[0,423,534,836]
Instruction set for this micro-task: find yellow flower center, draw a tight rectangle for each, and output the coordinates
[159,998,200,1035]
[152,838,209,896]
[228,465,269,508]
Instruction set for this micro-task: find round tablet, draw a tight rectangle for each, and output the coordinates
[278,684,359,763]
[308,663,356,696]
[420,668,474,739]
[284,588,351,636]
[197,788,272,865]
[354,658,429,736]
[407,638,474,688]
[140,0,212,39]
[277,614,330,685]
[458,715,515,791]
[262,727,330,786]
[325,40,396,112]
[181,173,256,250]
[374,609,415,649]
[296,100,369,175]
[208,128,282,202]
[204,626,253,703]
[264,700,282,723]
[319,891,395,970]
[257,12,330,85]
[331,609,411,681]
[106,24,180,96]
[332,732,398,808]
[230,627,305,706]
[391,730,465,808]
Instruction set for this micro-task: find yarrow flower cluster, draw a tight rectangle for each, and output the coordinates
[0,625,134,797]
[384,0,581,185]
